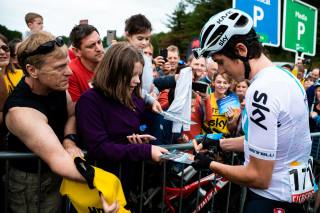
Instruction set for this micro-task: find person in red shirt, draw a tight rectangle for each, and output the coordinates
[68,45,77,61]
[68,24,104,103]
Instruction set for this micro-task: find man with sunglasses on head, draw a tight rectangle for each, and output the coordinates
[191,8,313,212]
[3,31,86,213]
[68,24,104,103]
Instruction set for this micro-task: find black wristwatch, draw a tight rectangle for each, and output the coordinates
[63,134,79,143]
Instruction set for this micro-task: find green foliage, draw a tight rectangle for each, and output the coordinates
[102,36,124,48]
[290,0,320,67]
[153,0,319,65]
[155,0,232,60]
[150,32,167,56]
[61,36,69,46]
[0,25,22,41]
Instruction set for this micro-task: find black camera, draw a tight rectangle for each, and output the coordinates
[303,59,311,65]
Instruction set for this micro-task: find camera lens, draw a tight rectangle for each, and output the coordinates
[303,59,311,65]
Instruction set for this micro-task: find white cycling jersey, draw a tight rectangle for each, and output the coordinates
[242,66,312,202]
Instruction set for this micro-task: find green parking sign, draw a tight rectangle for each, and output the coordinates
[282,0,318,56]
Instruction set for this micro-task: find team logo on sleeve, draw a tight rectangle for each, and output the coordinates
[250,90,269,130]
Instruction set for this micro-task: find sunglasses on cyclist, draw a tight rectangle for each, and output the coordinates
[0,45,10,53]
[21,36,64,61]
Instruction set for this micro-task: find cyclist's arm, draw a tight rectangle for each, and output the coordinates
[209,155,274,189]
[220,136,244,152]
[5,107,85,182]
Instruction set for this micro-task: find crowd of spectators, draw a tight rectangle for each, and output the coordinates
[0,11,319,213]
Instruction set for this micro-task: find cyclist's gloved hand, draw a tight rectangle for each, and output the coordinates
[74,157,95,189]
[195,136,205,144]
[192,154,214,170]
[202,138,221,152]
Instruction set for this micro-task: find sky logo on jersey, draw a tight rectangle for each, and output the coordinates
[208,118,227,130]
[250,90,269,130]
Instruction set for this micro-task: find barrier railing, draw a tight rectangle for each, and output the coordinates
[1,133,320,213]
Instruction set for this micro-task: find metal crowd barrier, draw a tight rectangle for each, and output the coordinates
[1,134,320,213]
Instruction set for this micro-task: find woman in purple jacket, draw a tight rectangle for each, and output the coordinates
[75,42,169,198]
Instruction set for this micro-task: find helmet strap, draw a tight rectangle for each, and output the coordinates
[231,33,259,80]
[232,54,251,80]
[239,56,251,79]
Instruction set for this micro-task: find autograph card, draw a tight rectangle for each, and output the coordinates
[158,111,197,125]
[216,93,241,114]
[160,149,194,164]
[194,133,223,140]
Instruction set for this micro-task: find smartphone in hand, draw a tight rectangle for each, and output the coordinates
[192,82,208,93]
[159,48,168,62]
[106,30,116,45]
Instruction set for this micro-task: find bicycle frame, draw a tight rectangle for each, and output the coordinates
[164,172,229,213]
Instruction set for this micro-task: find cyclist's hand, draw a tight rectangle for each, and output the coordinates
[151,145,170,162]
[100,193,119,213]
[191,139,208,154]
[193,137,221,153]
[191,154,214,170]
[202,138,222,152]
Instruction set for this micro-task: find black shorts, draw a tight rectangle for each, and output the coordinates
[244,189,305,213]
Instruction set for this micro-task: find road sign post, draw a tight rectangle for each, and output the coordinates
[233,0,281,47]
[282,0,318,61]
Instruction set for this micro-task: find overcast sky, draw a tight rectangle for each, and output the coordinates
[1,0,184,38]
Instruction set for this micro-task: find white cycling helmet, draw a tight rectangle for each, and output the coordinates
[193,8,253,59]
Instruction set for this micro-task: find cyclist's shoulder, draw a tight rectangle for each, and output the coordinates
[249,68,298,96]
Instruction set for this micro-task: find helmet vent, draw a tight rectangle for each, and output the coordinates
[212,25,228,39]
[234,15,249,27]
[201,24,215,49]
[229,13,239,20]
[207,25,227,48]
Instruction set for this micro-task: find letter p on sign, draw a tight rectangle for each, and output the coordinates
[253,6,264,27]
[298,22,305,40]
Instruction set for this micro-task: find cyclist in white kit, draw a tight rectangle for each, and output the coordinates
[191,8,315,212]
